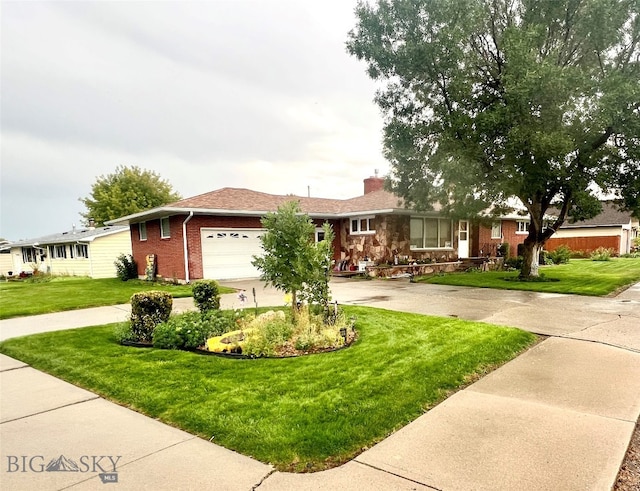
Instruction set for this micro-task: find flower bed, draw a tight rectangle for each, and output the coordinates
[366,261,462,279]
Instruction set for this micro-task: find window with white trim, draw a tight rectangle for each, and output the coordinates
[22,247,36,263]
[160,217,171,238]
[139,222,147,241]
[491,222,502,239]
[516,220,530,234]
[75,244,89,258]
[53,245,67,259]
[410,218,453,249]
[315,228,326,242]
[350,216,375,235]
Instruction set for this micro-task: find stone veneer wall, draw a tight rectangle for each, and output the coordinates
[338,215,458,265]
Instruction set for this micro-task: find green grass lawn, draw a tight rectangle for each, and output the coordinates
[0,306,536,471]
[418,258,640,296]
[0,277,234,319]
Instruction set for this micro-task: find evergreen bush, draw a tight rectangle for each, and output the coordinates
[129,291,173,343]
[114,254,138,281]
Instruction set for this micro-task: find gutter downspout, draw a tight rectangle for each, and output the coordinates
[182,212,194,283]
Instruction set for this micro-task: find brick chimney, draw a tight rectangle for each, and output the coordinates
[364,176,385,194]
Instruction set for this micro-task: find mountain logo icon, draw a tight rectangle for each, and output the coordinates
[45,455,80,472]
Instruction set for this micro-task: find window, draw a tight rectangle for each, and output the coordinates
[75,244,89,258]
[350,216,375,234]
[315,228,326,242]
[459,220,468,241]
[516,220,530,234]
[54,245,67,259]
[22,247,36,263]
[410,218,453,249]
[491,222,502,239]
[139,222,147,241]
[160,217,171,238]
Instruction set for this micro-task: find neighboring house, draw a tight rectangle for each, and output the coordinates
[0,248,12,277]
[473,201,639,257]
[1,225,132,278]
[107,177,471,281]
[545,202,639,255]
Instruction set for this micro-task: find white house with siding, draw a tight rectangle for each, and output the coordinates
[1,226,132,278]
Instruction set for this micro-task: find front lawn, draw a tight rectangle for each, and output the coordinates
[418,258,640,296]
[0,277,234,319]
[0,306,536,471]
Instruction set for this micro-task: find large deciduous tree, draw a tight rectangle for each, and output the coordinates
[347,0,639,277]
[252,201,334,317]
[80,165,181,226]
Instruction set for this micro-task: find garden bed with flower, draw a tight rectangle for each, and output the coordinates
[115,280,357,359]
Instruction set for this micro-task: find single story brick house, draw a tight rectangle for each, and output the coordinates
[1,225,132,278]
[107,177,472,281]
[473,201,639,257]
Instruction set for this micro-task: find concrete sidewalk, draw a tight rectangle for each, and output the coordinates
[1,281,639,490]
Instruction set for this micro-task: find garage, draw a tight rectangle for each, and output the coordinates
[200,228,265,280]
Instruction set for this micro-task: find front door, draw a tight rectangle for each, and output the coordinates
[458,220,469,258]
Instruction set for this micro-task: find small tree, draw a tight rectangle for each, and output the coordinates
[252,201,335,318]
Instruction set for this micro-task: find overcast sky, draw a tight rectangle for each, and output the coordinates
[1,0,388,240]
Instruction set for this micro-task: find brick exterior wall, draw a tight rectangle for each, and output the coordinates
[131,216,186,281]
[473,220,527,257]
[132,215,341,281]
[545,236,620,255]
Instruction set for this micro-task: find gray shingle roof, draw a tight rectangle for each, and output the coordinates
[555,202,636,228]
[2,226,130,249]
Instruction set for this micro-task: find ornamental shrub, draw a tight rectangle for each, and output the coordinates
[114,254,138,281]
[590,247,614,261]
[192,280,221,313]
[548,245,571,265]
[129,291,173,343]
[505,256,523,270]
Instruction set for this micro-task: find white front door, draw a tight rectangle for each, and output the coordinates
[458,220,469,258]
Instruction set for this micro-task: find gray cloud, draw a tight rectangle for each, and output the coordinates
[1,0,387,240]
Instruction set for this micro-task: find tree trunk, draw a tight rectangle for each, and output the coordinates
[520,239,544,278]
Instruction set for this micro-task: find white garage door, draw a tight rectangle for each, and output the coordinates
[200,228,264,280]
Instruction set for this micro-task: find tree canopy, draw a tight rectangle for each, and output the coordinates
[348,0,639,276]
[79,165,181,226]
[252,201,334,316]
